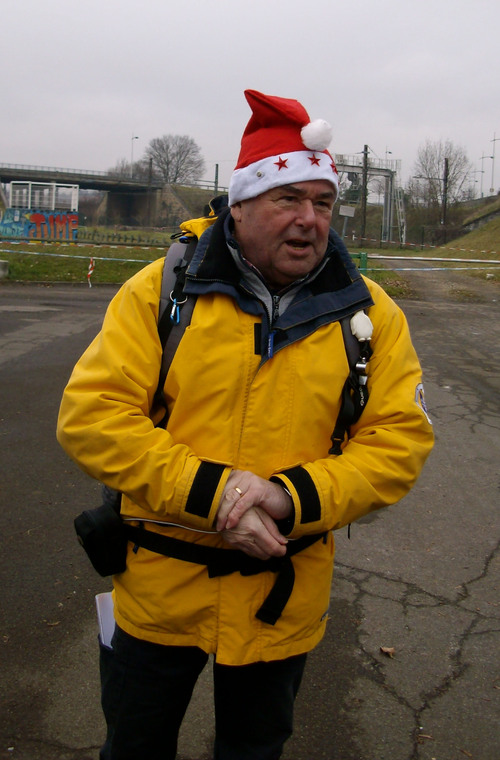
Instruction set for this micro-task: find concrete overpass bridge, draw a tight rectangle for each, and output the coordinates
[0,163,164,192]
[0,163,166,228]
[0,163,234,229]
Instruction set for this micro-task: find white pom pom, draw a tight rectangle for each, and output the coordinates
[301,119,333,151]
[350,311,373,341]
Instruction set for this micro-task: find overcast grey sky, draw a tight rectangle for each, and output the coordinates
[2,0,499,194]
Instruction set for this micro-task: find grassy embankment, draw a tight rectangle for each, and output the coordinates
[0,233,407,295]
[1,206,499,296]
[0,232,171,285]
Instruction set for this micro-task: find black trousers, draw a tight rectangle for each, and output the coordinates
[100,626,307,760]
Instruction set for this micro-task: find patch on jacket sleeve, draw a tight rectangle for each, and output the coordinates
[415,382,432,425]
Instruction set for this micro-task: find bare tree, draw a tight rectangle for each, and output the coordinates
[108,158,131,178]
[108,158,151,181]
[408,139,474,208]
[145,135,205,184]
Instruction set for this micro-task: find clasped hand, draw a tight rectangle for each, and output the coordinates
[216,470,292,560]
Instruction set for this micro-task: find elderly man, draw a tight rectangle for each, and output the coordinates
[57,89,434,760]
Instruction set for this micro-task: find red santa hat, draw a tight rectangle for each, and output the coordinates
[228,89,338,206]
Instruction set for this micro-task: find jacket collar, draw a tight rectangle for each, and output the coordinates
[183,208,374,332]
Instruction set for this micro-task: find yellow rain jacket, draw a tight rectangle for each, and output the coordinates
[57,209,434,666]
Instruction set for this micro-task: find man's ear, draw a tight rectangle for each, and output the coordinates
[230,203,242,223]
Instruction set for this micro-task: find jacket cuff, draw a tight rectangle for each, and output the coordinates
[271,466,322,531]
[181,461,230,529]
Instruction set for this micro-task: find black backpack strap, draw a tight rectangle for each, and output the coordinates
[152,238,198,416]
[158,238,198,348]
[329,315,372,456]
[154,195,229,408]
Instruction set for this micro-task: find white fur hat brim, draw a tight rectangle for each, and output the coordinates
[229,149,339,206]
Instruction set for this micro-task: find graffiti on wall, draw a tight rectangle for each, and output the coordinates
[0,208,78,240]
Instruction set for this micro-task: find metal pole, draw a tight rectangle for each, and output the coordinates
[479,153,493,197]
[131,135,139,178]
[442,157,449,227]
[382,171,394,243]
[491,133,499,194]
[147,157,153,226]
[360,145,368,240]
[342,215,348,239]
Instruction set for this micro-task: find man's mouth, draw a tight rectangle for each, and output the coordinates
[286,239,310,251]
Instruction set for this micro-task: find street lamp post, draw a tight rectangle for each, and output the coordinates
[442,157,449,227]
[490,133,500,194]
[479,153,493,197]
[360,144,368,240]
[472,170,484,199]
[131,135,139,178]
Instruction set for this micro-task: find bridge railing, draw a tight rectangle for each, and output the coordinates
[0,162,110,177]
[0,163,228,192]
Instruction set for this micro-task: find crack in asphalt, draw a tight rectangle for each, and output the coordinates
[333,540,499,760]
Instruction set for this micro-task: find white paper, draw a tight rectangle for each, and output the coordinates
[95,591,115,648]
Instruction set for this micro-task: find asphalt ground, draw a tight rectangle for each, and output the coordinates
[0,274,499,760]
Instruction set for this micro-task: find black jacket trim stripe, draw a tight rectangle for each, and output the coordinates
[278,467,322,524]
[185,462,226,518]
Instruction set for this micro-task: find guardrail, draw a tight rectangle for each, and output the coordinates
[0,162,110,177]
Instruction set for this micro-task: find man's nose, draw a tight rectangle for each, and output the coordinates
[296,199,316,227]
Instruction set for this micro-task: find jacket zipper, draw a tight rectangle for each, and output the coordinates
[267,294,282,358]
[272,294,281,323]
